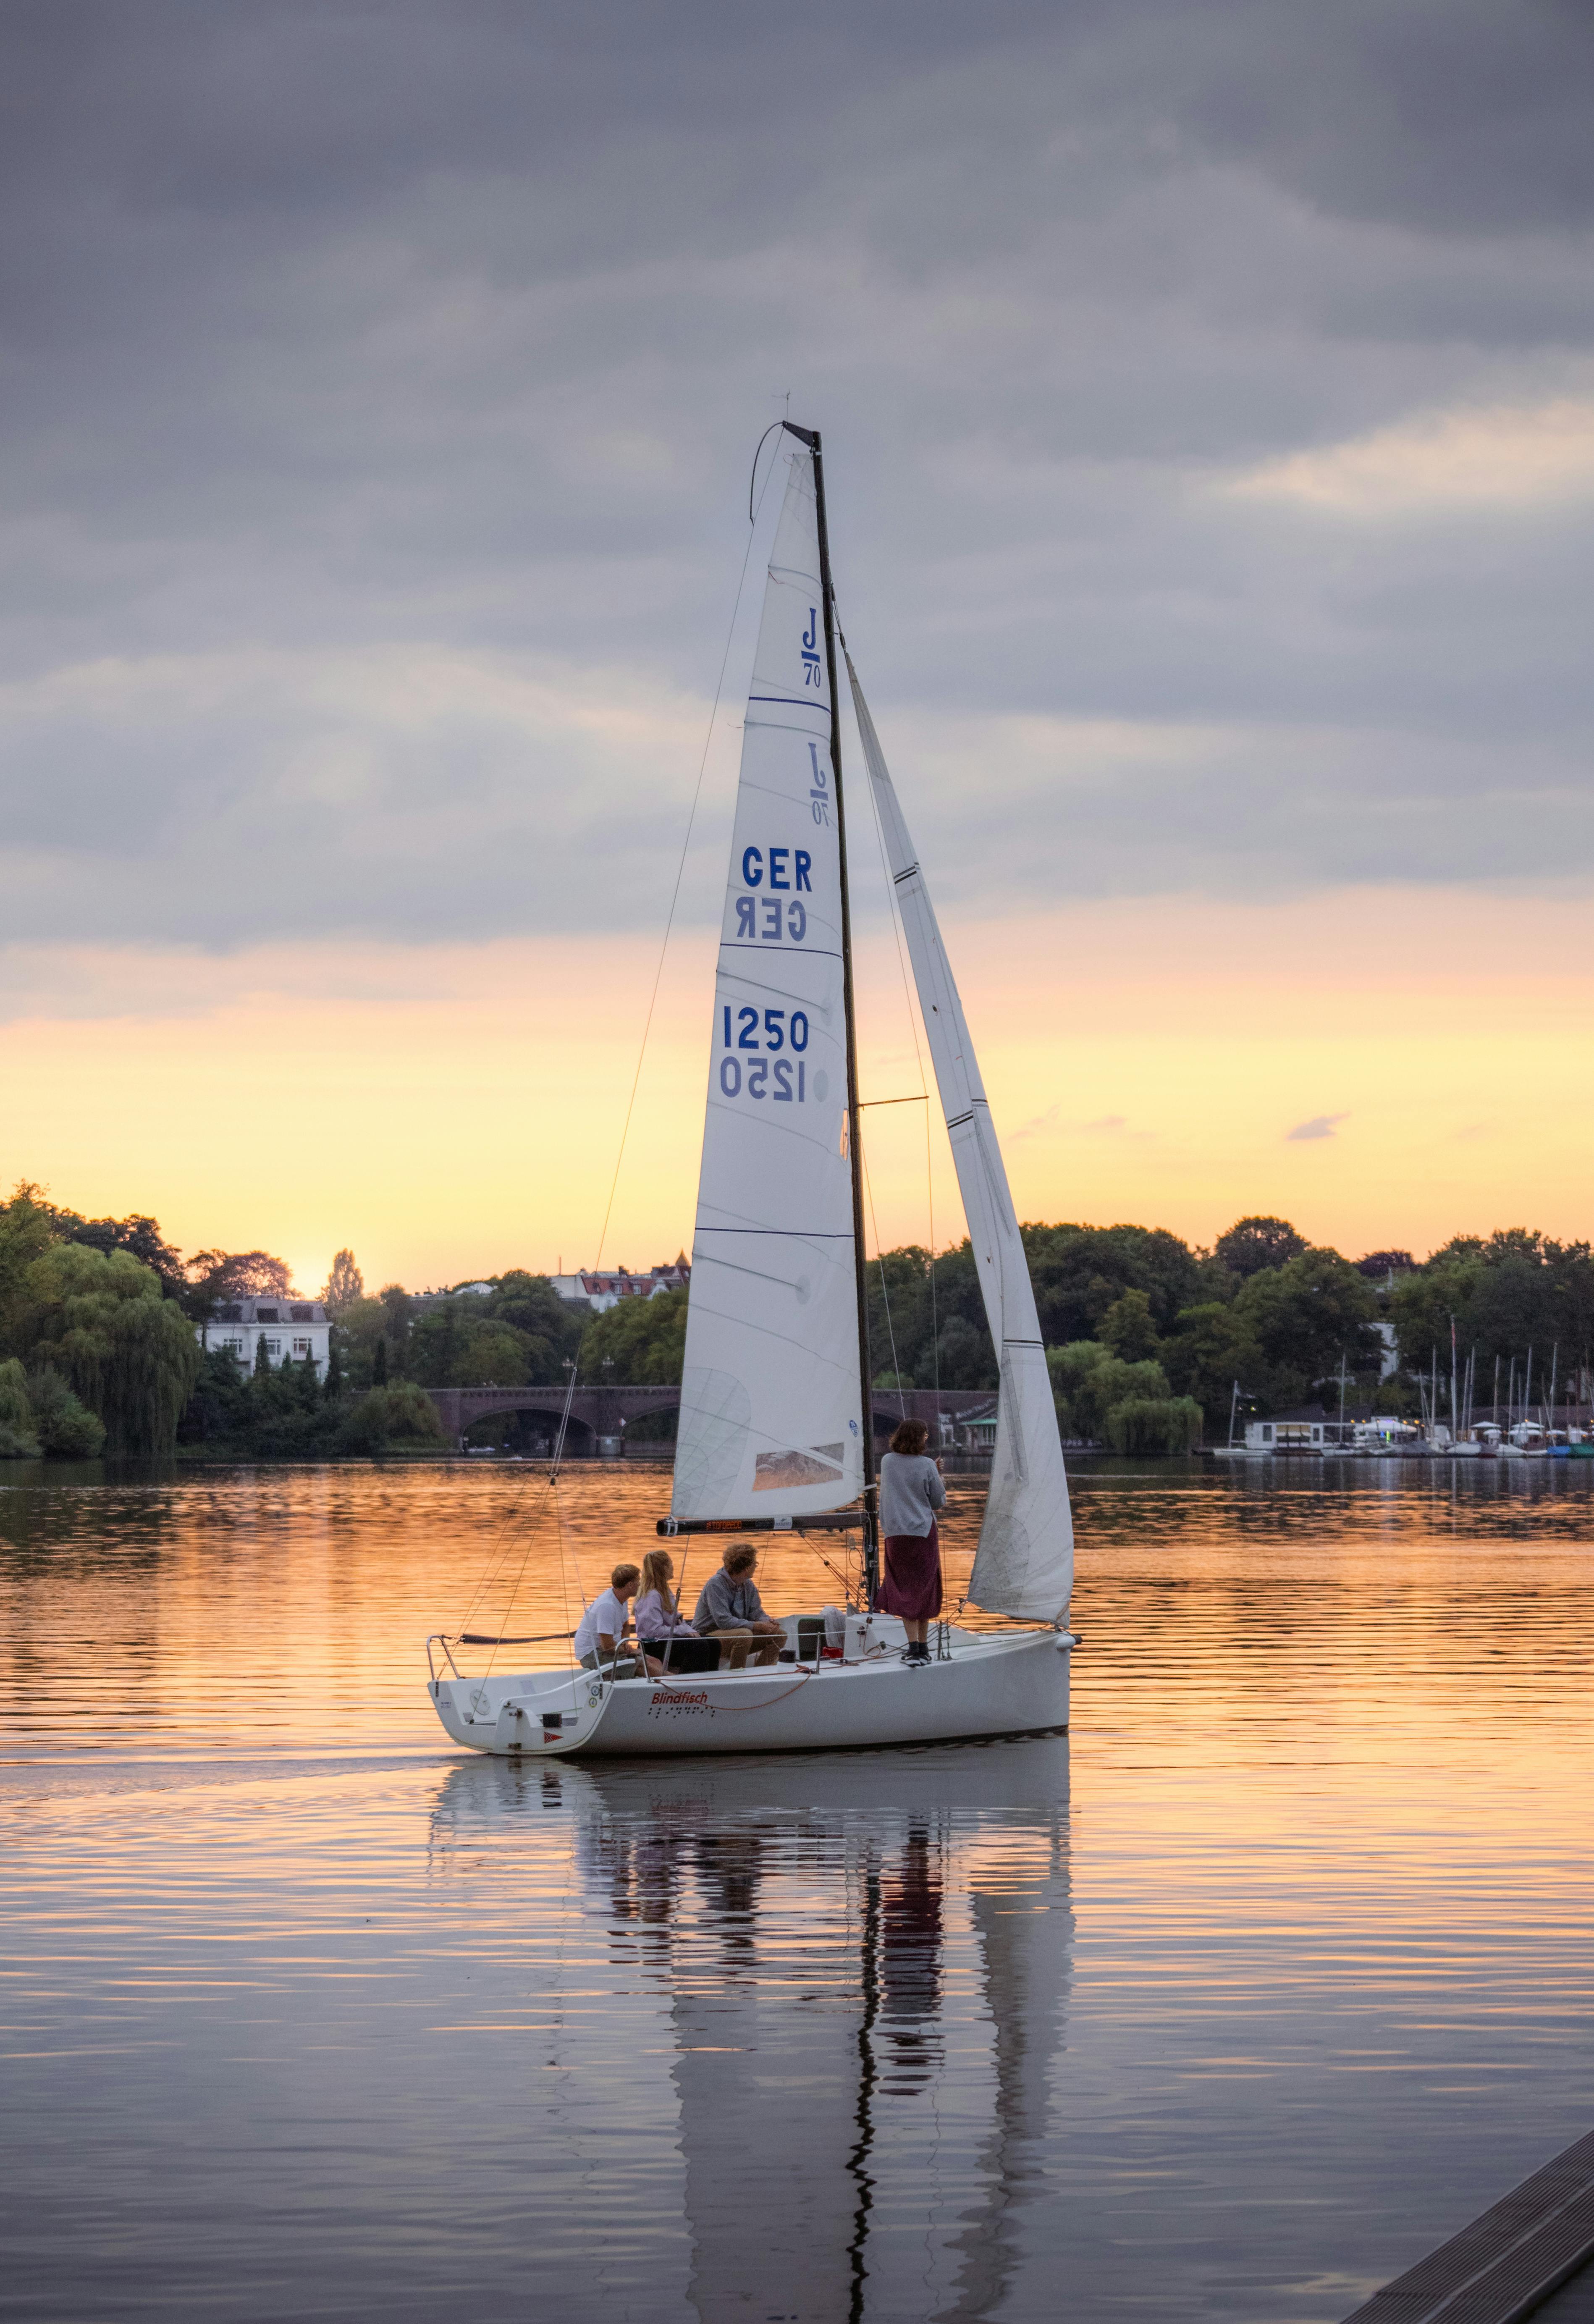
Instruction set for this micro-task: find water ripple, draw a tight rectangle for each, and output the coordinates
[1,1460,1591,2321]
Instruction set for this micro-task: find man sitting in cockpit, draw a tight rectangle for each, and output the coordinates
[692,1543,783,1670]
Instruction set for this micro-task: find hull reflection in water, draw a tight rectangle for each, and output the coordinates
[429,1738,1072,2322]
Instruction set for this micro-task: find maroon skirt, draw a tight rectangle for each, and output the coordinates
[875,1525,942,1621]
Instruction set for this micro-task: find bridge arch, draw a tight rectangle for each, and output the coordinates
[425,1383,999,1454]
[427,1383,681,1450]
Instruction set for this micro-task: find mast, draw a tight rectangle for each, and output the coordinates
[787,422,879,1601]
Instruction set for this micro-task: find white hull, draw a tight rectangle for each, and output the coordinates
[430,1620,1071,1758]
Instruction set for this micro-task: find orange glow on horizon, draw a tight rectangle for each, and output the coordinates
[5,882,1593,1291]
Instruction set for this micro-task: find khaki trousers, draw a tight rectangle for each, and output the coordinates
[705,1626,779,1671]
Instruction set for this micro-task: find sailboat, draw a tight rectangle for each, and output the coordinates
[428,423,1075,1756]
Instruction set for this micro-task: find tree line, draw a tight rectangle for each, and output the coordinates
[582,1214,1594,1450]
[865,1214,1379,1451]
[0,1184,689,1459]
[6,1177,1591,1460]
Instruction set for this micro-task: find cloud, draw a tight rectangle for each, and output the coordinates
[0,644,731,946]
[1287,1113,1349,1142]
[1010,1108,1137,1143]
[3,3,1594,968]
[1009,1105,1061,1143]
[1228,397,1594,516]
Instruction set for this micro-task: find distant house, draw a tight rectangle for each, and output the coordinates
[1243,1416,1326,1451]
[952,1403,999,1452]
[551,1259,691,1314]
[410,1282,495,1309]
[197,1296,330,1378]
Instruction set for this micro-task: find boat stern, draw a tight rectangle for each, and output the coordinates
[429,1666,610,1757]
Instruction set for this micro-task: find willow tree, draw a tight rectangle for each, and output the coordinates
[0,1357,40,1457]
[0,1182,63,1355]
[21,1244,200,1456]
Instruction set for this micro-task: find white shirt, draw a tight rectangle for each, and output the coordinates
[574,1587,632,1660]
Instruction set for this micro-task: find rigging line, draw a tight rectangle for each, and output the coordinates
[925,1094,940,1401]
[552,1472,583,1673]
[803,1537,864,1607]
[456,1335,591,1647]
[856,1095,930,1109]
[459,1351,586,1658]
[860,1140,902,1391]
[456,1463,553,1637]
[548,1331,588,1474]
[542,1340,595,1624]
[844,627,942,1402]
[472,1478,564,1682]
[452,1343,598,1639]
[479,1472,566,1687]
[453,1363,591,1635]
[479,454,783,1661]
[747,420,785,524]
[485,1448,591,1689]
[587,449,780,1283]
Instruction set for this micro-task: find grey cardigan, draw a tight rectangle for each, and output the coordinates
[692,1569,768,1630]
[879,1451,946,1539]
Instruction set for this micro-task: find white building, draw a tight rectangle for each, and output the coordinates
[950,1403,999,1452]
[550,1259,690,1314]
[1243,1418,1327,1451]
[197,1296,331,1378]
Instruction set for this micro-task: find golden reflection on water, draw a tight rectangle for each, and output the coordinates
[2,1459,1593,2322]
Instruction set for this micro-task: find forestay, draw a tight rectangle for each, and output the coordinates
[671,447,864,1521]
[847,653,1074,1621]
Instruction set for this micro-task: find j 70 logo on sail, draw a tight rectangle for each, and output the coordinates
[801,608,823,687]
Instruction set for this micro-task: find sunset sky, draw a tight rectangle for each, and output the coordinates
[4,3,1593,1294]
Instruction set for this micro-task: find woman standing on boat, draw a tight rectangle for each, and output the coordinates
[876,1419,946,1666]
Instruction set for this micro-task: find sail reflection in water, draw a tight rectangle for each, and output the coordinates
[429,1738,1072,2322]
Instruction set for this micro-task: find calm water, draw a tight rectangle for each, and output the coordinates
[3,1459,1592,2322]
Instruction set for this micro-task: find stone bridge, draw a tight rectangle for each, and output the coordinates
[425,1382,998,1453]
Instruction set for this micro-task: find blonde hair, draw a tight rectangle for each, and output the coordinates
[611,1562,641,1590]
[638,1549,676,1611]
[723,1542,757,1576]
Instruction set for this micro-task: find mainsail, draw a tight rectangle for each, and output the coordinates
[847,654,1074,1620]
[671,446,864,1521]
